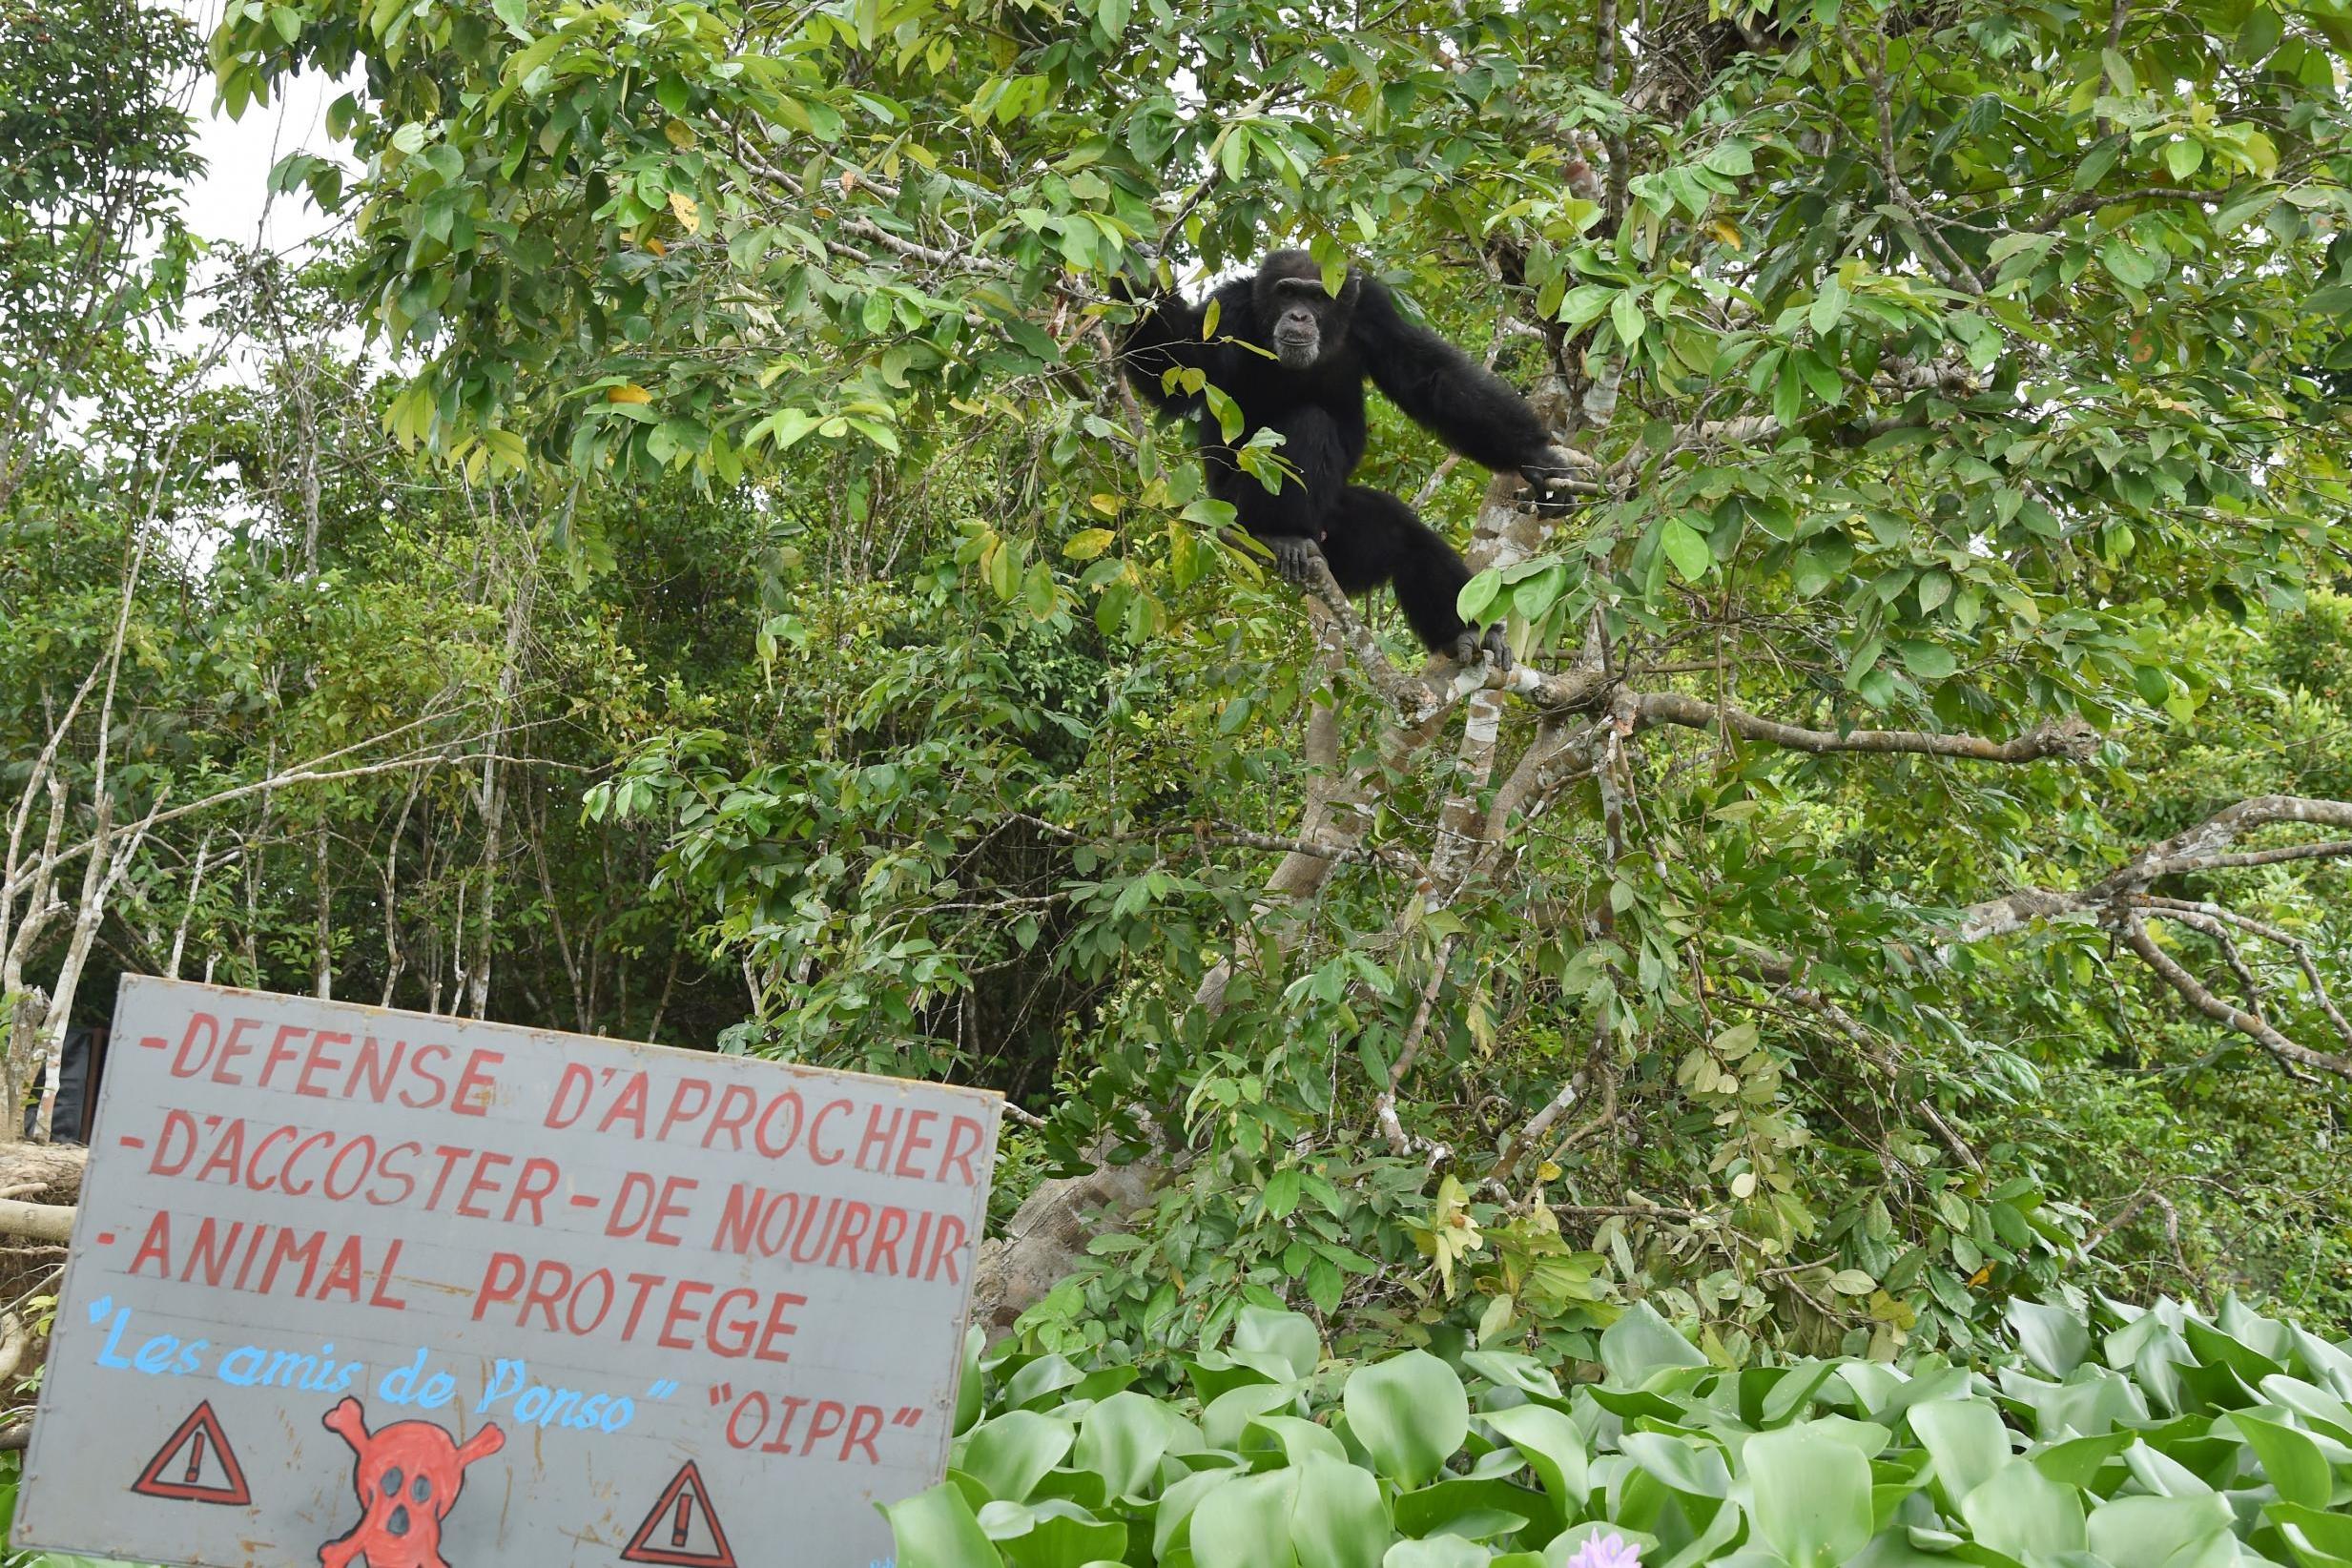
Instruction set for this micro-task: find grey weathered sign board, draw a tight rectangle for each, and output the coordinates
[16,975,1001,1568]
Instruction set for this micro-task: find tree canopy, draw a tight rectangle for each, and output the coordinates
[8,0,2352,1413]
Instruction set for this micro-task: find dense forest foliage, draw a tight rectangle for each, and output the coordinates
[4,0,2352,1552]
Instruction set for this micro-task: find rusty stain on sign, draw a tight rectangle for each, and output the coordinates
[16,976,1001,1568]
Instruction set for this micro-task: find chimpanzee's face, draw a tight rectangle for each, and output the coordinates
[1255,254,1355,371]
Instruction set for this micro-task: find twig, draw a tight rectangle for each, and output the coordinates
[1374,935,1459,1160]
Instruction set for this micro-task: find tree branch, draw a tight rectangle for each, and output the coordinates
[1623,691,2098,763]
[2120,916,2352,1081]
[1936,794,2352,1078]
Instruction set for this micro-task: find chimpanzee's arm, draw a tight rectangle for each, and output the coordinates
[1354,278,1561,475]
[1114,275,1234,418]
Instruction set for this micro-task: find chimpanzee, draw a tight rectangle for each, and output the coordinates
[1117,250,1578,667]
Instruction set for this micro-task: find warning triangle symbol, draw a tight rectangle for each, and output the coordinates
[132,1401,253,1506]
[620,1460,737,1568]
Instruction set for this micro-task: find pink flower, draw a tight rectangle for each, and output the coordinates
[1562,1533,1641,1568]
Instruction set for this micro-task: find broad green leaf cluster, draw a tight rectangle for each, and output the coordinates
[914,1293,2352,1568]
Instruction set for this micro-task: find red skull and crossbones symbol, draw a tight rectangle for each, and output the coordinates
[318,1396,505,1568]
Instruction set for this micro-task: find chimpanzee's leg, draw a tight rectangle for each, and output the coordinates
[1318,486,1509,667]
[1211,407,1354,580]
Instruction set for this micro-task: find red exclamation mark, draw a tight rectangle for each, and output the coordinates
[671,1492,691,1549]
[183,1430,207,1486]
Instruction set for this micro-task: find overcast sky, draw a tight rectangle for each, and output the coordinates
[176,0,347,257]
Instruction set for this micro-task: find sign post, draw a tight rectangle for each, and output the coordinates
[15,976,1001,1568]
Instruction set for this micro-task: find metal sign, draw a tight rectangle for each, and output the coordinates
[16,976,1002,1568]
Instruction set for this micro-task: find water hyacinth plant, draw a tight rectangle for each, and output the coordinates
[1562,1533,1642,1568]
[893,1291,2352,1566]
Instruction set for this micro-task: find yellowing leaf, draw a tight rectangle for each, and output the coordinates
[668,191,702,234]
[606,383,653,404]
[664,118,696,150]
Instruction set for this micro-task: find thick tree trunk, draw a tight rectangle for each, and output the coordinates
[969,1152,1179,1340]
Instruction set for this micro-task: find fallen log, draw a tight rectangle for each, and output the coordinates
[0,1201,75,1246]
[0,1145,85,1207]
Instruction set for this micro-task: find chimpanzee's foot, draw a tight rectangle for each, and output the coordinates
[1448,624,1514,672]
[1265,534,1328,586]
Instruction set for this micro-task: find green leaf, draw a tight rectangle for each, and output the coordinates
[886,1482,1005,1568]
[1481,1403,1589,1513]
[1205,1382,1298,1448]
[1620,1430,1731,1498]
[2099,236,2159,291]
[2272,1500,2352,1568]
[2260,1375,2352,1444]
[2235,1413,2332,1508]
[1248,1415,1351,1467]
[1659,518,1712,584]
[960,1412,1077,1502]
[2087,1494,2236,1568]
[1911,1398,2012,1507]
[1292,1455,1390,1568]
[2031,1428,2135,1487]
[1265,1167,1304,1219]
[956,1325,985,1435]
[1600,1301,1708,1385]
[1702,140,1755,175]
[1155,1470,1236,1559]
[992,1498,1130,1568]
[1744,1422,1875,1567]
[1344,1351,1469,1488]
[2006,1300,2092,1377]
[1457,567,1502,625]
[1462,1351,1560,1402]
[1809,279,1849,335]
[1610,289,1645,345]
[1075,1392,1172,1499]
[1191,1470,1299,1568]
[1023,561,1059,619]
[1896,640,1957,679]
[1960,1459,2087,1562]
[1381,1539,1486,1568]
[1557,284,1615,329]
[1232,1307,1322,1380]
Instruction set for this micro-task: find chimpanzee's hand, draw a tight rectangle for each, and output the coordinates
[1108,267,1172,309]
[1518,444,1582,517]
